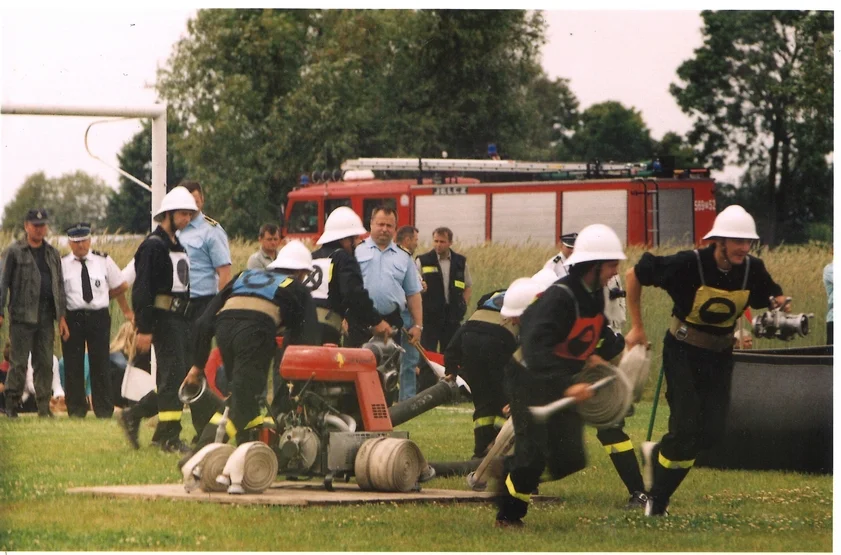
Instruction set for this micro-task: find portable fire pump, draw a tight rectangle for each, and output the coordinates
[265,339,457,490]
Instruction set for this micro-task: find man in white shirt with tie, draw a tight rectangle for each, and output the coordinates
[61,223,133,418]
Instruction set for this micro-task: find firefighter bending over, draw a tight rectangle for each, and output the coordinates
[444,277,546,460]
[182,240,321,450]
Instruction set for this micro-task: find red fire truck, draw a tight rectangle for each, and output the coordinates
[282,157,717,247]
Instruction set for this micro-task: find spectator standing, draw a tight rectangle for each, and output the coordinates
[60,222,133,418]
[353,206,423,348]
[396,225,422,401]
[823,262,833,345]
[247,223,282,270]
[311,207,390,346]
[542,232,578,276]
[0,209,70,418]
[118,186,198,453]
[625,205,789,517]
[417,227,472,353]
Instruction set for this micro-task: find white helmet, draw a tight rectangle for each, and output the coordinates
[531,268,559,290]
[268,240,313,271]
[563,224,626,267]
[501,277,545,319]
[317,206,367,245]
[153,186,199,221]
[703,205,759,240]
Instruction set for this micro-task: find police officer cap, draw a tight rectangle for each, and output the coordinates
[25,208,49,224]
[561,232,578,248]
[66,222,92,242]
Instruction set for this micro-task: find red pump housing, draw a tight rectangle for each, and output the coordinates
[279,345,393,432]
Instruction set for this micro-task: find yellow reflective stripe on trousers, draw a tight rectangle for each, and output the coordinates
[603,439,634,455]
[658,452,695,469]
[494,416,506,429]
[225,419,237,439]
[421,266,439,274]
[474,416,496,428]
[244,414,264,430]
[209,412,224,425]
[505,474,531,503]
[159,410,182,422]
[454,280,465,289]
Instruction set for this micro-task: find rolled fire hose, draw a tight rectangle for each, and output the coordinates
[217,441,278,495]
[572,362,633,429]
[354,437,427,492]
[617,344,652,403]
[182,443,235,493]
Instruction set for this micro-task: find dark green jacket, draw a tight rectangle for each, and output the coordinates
[0,238,67,324]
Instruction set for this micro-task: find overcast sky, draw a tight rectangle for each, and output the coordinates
[0,9,752,226]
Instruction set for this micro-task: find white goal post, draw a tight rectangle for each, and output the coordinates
[0,103,167,228]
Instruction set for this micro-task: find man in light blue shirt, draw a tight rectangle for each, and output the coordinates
[176,182,232,316]
[353,206,423,349]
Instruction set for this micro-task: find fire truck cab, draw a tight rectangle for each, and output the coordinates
[283,157,717,247]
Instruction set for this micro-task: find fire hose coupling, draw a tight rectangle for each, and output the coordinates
[752,297,814,341]
[178,375,208,405]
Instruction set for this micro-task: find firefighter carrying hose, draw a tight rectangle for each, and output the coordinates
[181,240,321,451]
[494,224,627,528]
[625,204,789,516]
[310,207,392,346]
[444,277,546,460]
[119,186,198,453]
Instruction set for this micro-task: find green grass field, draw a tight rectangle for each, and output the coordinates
[0,401,831,551]
[0,233,833,551]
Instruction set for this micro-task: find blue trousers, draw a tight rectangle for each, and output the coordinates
[399,310,419,401]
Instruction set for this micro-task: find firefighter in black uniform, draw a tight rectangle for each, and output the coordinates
[418,227,472,353]
[310,207,391,346]
[183,240,321,448]
[445,278,544,459]
[118,186,198,453]
[494,224,627,528]
[626,205,788,517]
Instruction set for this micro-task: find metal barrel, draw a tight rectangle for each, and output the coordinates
[388,380,458,427]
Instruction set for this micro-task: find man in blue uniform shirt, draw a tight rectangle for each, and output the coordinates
[176,181,232,321]
[352,206,423,348]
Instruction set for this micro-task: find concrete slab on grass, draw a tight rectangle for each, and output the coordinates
[68,481,545,507]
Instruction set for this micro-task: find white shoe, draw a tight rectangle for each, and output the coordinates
[641,441,657,492]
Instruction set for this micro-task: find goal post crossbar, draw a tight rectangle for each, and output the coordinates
[0,103,167,228]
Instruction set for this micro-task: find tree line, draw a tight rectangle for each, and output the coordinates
[3,10,832,244]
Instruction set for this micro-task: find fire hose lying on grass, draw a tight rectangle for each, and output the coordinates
[464,345,651,491]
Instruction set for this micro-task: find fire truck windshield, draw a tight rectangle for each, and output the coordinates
[287,201,319,234]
